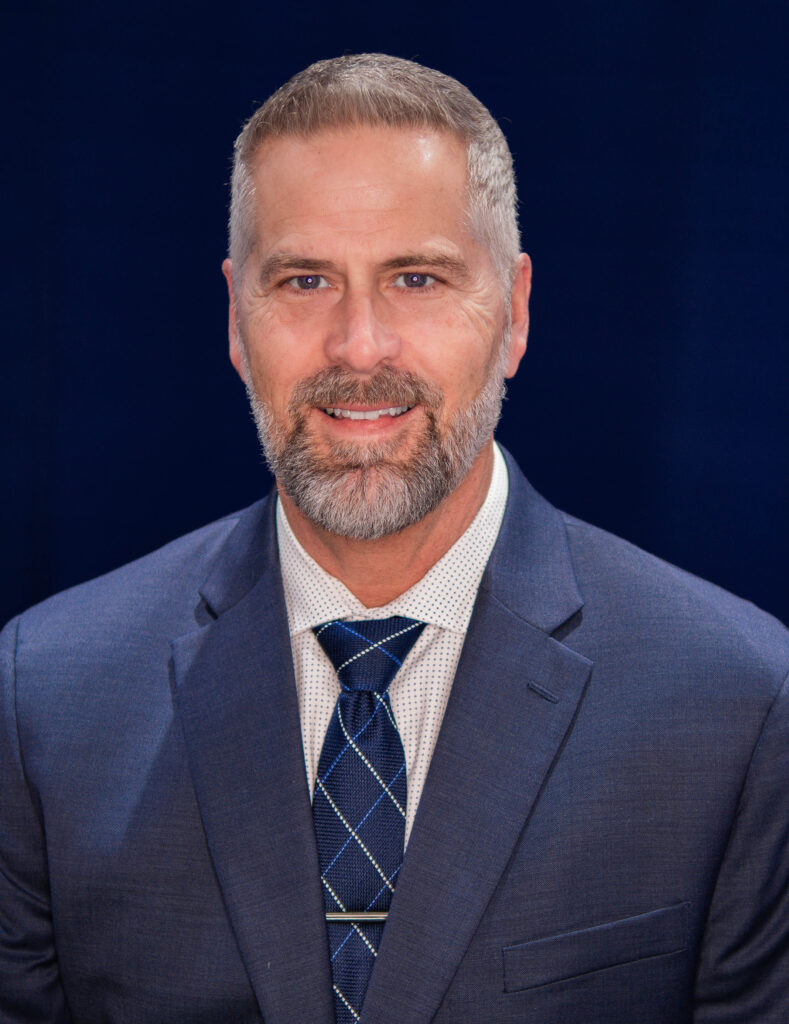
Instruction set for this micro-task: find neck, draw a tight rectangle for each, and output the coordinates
[278,442,495,607]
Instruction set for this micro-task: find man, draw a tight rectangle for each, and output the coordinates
[1,53,788,1024]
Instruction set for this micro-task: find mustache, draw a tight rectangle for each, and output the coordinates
[288,366,443,412]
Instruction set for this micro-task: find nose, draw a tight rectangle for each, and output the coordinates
[325,289,401,373]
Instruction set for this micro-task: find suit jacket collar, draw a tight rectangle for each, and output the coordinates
[197,495,277,619]
[484,446,584,633]
[171,450,591,1024]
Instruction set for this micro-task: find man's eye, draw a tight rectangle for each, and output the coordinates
[393,273,436,289]
[287,275,330,290]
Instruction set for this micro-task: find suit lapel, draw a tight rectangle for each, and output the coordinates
[170,496,334,1024]
[362,452,593,1024]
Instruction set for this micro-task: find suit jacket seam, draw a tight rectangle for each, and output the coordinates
[4,616,31,791]
[2,615,51,913]
[692,665,789,983]
[725,666,789,827]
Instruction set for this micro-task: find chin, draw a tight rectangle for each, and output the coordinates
[285,457,437,540]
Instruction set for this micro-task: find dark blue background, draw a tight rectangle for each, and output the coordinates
[3,1,788,627]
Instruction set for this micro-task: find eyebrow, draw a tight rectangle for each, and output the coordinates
[258,250,470,285]
[258,253,339,285]
[378,252,471,279]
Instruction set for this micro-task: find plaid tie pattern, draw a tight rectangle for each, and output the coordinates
[312,616,425,1023]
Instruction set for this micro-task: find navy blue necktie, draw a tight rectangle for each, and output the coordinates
[312,616,425,1024]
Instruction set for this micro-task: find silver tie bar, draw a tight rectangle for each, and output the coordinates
[325,911,389,923]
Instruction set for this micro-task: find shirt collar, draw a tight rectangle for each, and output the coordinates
[278,442,509,637]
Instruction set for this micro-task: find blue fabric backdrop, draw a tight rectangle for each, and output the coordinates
[2,0,787,626]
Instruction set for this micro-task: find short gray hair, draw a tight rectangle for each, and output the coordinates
[229,54,520,290]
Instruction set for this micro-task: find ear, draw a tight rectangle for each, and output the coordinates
[505,253,531,379]
[222,258,245,381]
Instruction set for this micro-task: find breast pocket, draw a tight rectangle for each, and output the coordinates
[503,902,689,993]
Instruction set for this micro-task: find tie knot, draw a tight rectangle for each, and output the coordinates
[313,616,425,693]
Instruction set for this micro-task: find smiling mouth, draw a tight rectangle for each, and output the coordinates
[322,405,413,421]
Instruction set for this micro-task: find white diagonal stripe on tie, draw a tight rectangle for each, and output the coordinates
[322,880,379,960]
[315,777,395,891]
[336,703,406,819]
[322,876,346,910]
[375,690,398,730]
[335,621,423,674]
[351,924,378,957]
[334,985,362,1022]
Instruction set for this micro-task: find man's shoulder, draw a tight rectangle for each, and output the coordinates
[5,497,272,648]
[497,449,789,696]
[562,508,786,634]
[561,510,789,689]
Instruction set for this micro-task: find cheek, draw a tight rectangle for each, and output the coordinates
[241,316,322,402]
[432,288,503,347]
[415,311,501,394]
[459,298,504,351]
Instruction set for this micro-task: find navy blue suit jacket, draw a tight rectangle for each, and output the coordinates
[2,451,789,1023]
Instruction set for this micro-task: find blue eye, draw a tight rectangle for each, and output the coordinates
[395,273,436,289]
[288,275,328,290]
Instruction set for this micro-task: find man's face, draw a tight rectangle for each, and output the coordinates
[224,125,529,538]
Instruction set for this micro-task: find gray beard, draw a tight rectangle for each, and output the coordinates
[242,344,508,540]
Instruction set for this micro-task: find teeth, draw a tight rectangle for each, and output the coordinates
[324,406,411,420]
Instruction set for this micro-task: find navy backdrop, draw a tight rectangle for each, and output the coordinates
[3,1,788,627]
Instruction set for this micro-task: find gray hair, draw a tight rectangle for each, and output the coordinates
[229,53,520,291]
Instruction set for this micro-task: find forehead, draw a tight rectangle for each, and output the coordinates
[246,126,473,258]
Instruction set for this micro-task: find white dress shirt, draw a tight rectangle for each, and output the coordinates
[277,442,509,846]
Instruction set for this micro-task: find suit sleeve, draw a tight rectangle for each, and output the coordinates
[0,617,72,1023]
[694,669,789,1023]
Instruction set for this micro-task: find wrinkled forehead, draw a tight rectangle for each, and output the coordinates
[249,124,469,199]
[244,126,477,260]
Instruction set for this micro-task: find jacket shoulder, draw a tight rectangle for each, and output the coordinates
[6,499,270,648]
[562,511,789,692]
